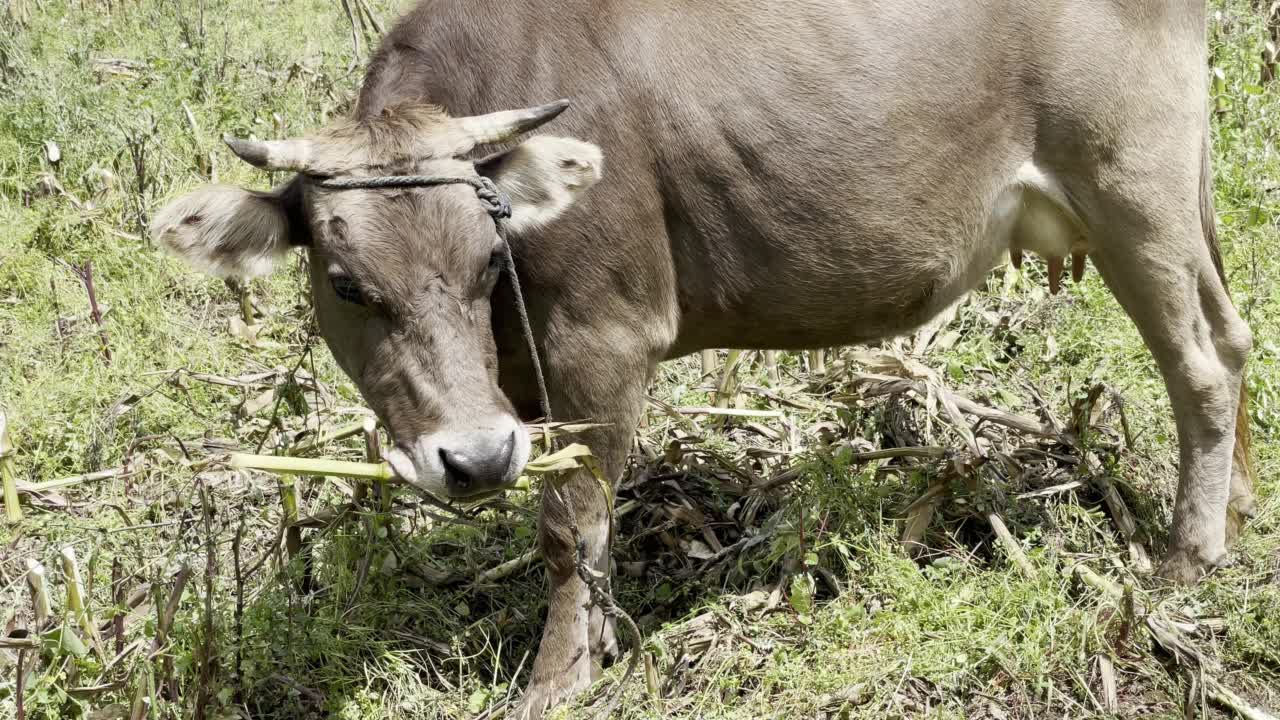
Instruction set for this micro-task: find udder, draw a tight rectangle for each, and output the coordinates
[1005,162,1091,293]
[903,162,1089,335]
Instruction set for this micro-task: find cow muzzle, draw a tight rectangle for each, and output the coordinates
[384,414,531,499]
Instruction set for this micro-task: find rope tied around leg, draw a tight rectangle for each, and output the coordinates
[542,483,641,719]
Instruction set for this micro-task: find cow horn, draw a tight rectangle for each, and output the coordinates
[455,100,571,147]
[223,135,315,173]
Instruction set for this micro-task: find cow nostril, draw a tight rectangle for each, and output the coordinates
[439,447,471,489]
[438,431,517,495]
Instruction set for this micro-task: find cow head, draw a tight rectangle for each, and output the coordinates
[151,101,603,498]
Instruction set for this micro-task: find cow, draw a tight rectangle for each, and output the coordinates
[149,1,1255,715]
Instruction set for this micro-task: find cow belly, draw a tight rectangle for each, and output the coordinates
[667,162,1082,355]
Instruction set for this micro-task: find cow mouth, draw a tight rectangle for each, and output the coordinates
[383,445,430,492]
[382,425,530,501]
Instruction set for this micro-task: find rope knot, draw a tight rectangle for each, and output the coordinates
[469,176,512,220]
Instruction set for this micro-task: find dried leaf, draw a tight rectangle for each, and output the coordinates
[524,443,595,474]
[683,539,714,560]
[238,388,276,418]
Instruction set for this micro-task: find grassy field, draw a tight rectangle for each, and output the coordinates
[2,1,1279,718]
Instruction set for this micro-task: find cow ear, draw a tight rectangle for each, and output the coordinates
[475,136,603,234]
[150,180,308,279]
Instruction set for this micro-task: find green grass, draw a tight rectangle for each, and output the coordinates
[2,1,1279,719]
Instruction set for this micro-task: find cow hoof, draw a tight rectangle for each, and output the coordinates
[515,674,593,720]
[1156,547,1227,586]
[1155,554,1203,586]
[516,645,594,720]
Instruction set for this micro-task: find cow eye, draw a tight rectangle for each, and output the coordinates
[331,275,365,305]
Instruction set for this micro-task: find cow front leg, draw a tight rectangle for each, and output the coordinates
[515,470,613,719]
[515,344,649,719]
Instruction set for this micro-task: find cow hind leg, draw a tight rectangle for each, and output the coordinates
[1083,179,1252,585]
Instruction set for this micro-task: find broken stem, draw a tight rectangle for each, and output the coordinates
[279,474,302,559]
[238,282,255,327]
[700,349,718,378]
[1094,473,1153,573]
[961,467,1034,577]
[809,349,827,374]
[15,645,26,720]
[901,479,950,554]
[365,421,392,515]
[356,418,377,504]
[61,546,105,655]
[18,467,123,494]
[1,409,21,524]
[714,350,744,409]
[25,559,51,625]
[76,261,112,364]
[339,0,361,64]
[354,0,383,35]
[985,509,1035,578]
[1097,654,1118,713]
[763,350,780,385]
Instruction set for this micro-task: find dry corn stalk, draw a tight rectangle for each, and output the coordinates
[714,350,744,410]
[763,350,780,385]
[1,409,22,524]
[809,349,827,374]
[61,546,105,655]
[26,558,51,624]
[700,349,718,377]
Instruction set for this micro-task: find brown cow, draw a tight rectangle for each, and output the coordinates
[150,1,1254,715]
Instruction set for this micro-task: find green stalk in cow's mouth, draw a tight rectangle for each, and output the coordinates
[229,451,534,496]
